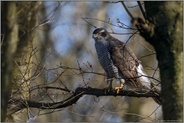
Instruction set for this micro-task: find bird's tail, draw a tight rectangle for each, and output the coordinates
[136,64,162,104]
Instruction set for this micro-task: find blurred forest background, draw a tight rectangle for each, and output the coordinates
[2,1,175,122]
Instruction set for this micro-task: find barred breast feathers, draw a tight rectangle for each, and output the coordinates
[95,40,119,78]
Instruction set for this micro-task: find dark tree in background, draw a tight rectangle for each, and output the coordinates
[1,1,183,122]
[137,2,182,121]
[1,2,19,121]
[2,1,42,121]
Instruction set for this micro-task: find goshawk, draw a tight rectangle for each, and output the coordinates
[92,27,161,104]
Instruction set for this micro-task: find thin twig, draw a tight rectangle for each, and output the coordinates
[121,2,134,19]
[81,17,97,28]
[137,1,147,20]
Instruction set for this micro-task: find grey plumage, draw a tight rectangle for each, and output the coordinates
[92,28,161,104]
[95,38,119,79]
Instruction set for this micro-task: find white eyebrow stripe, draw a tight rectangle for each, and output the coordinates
[99,29,105,32]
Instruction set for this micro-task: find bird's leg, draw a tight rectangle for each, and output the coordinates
[115,79,125,93]
[105,78,113,93]
[107,78,113,89]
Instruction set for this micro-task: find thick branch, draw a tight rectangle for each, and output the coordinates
[76,87,159,97]
[7,86,160,116]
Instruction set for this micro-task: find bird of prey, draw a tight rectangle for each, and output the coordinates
[92,27,161,104]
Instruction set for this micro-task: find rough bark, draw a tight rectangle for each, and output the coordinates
[136,1,182,121]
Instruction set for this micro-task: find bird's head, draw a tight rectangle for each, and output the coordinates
[92,28,110,40]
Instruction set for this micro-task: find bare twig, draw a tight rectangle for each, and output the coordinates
[137,1,147,20]
[121,2,134,20]
[82,17,135,31]
[81,17,97,28]
[116,19,137,30]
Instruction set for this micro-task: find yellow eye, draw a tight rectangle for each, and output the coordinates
[100,32,107,37]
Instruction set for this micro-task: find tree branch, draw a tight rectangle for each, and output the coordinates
[7,86,160,116]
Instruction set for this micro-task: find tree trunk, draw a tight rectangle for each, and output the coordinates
[4,2,40,122]
[1,2,19,121]
[142,2,182,121]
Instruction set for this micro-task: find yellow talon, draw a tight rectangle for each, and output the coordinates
[115,83,124,93]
